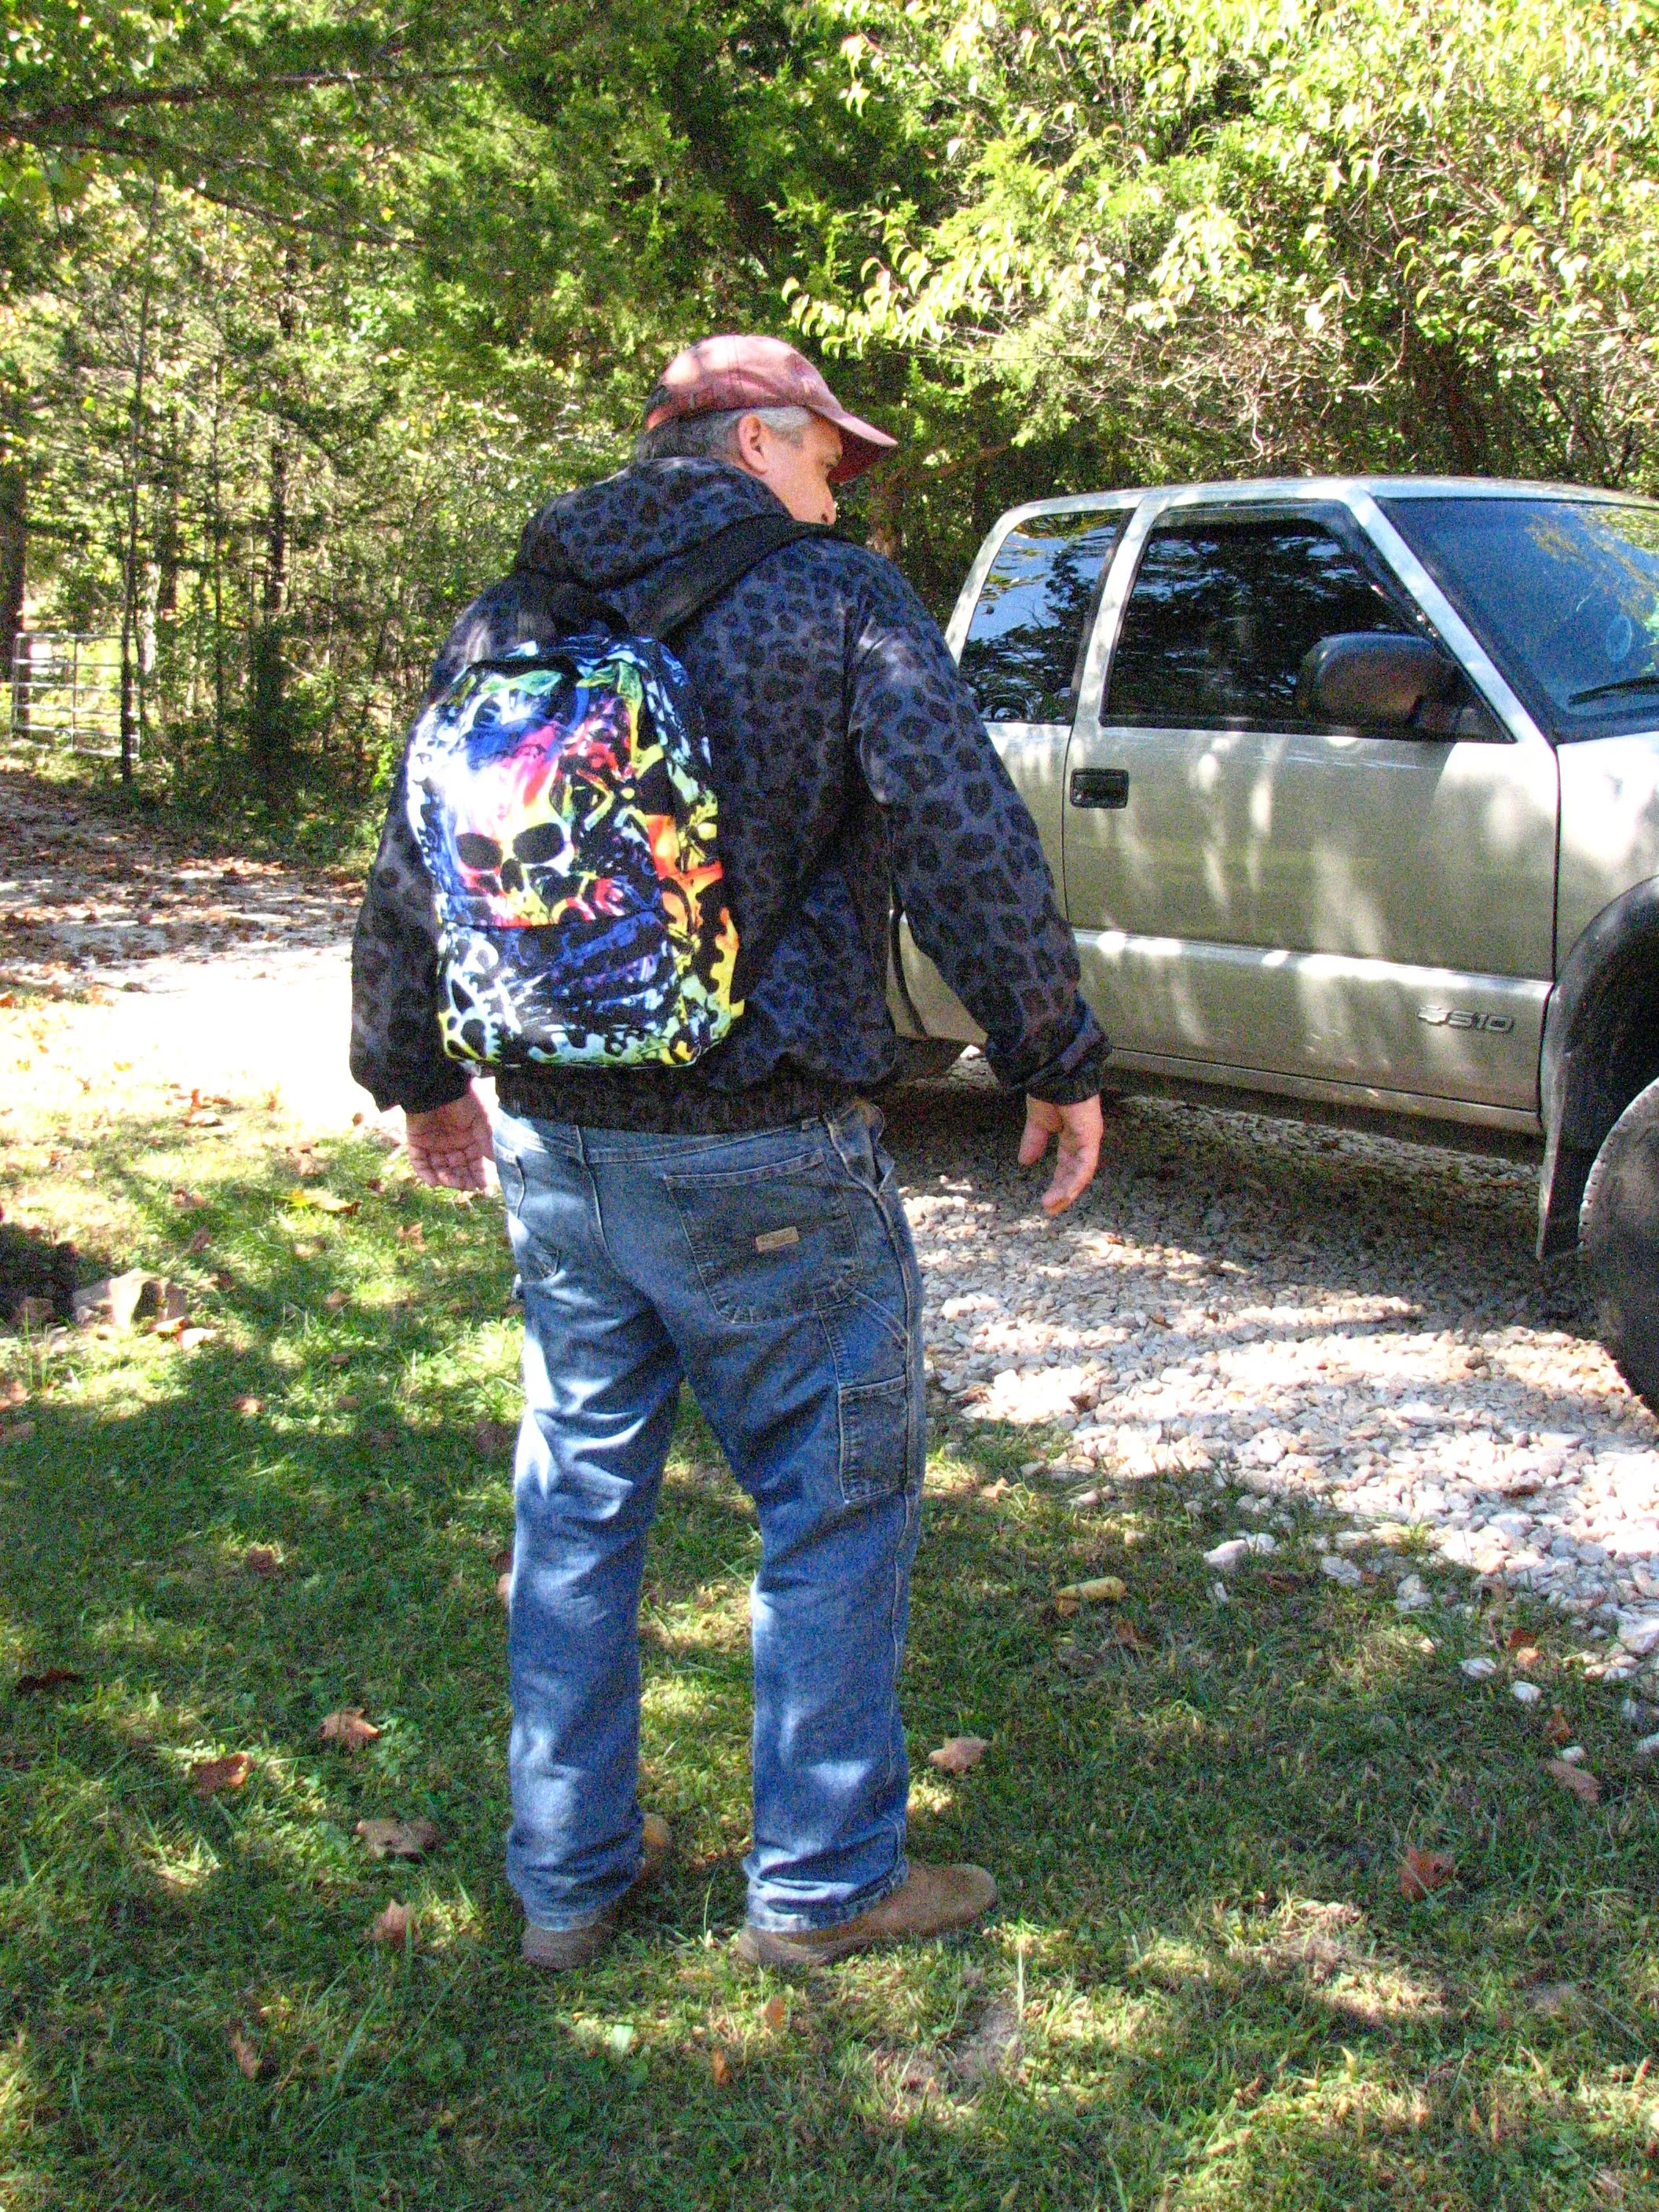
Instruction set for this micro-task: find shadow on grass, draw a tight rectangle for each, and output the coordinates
[1,1116,1657,2207]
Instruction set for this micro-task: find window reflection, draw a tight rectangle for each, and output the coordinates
[959,513,1126,723]
[1107,515,1413,730]
[1382,496,1659,742]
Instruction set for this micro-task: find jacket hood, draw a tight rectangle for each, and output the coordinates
[517,459,787,591]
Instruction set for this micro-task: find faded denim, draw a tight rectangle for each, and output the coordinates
[492,1102,925,1934]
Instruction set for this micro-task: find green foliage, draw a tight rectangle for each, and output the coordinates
[2,0,1657,830]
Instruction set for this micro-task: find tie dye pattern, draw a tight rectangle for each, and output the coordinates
[403,632,742,1068]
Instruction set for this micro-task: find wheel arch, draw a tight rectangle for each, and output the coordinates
[1537,873,1659,1258]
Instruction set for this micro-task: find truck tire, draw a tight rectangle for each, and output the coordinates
[1581,1071,1659,1412]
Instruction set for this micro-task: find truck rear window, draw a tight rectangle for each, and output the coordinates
[958,511,1126,723]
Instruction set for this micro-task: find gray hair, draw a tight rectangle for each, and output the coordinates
[633,403,815,467]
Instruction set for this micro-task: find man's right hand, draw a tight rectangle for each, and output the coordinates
[405,1089,493,1191]
[1019,1094,1104,1216]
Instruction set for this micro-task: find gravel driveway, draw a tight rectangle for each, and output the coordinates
[7,767,1659,1690]
[885,1066,1659,1688]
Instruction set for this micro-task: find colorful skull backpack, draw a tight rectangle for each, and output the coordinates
[403,514,825,1071]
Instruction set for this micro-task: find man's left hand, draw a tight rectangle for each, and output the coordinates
[405,1089,493,1191]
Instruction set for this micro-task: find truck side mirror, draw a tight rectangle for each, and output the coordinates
[1296,632,1463,730]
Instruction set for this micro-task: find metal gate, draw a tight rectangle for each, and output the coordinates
[9,634,126,757]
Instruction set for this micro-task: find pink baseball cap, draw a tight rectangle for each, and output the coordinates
[643,334,897,484]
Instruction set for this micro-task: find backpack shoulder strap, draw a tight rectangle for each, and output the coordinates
[630,514,836,642]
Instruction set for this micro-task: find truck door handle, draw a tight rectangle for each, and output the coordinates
[1070,768,1129,809]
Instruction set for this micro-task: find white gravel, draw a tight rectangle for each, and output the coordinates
[886,1057,1659,1692]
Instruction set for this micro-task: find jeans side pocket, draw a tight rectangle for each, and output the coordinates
[837,1372,914,1507]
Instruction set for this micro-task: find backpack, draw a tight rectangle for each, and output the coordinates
[403,513,827,1072]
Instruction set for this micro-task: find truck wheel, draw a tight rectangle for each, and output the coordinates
[1581,1071,1659,1412]
[889,1039,964,1084]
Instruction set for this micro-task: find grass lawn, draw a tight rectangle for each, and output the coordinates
[2,1007,1658,2209]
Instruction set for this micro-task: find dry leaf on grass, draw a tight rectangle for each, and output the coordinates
[1544,1757,1602,1804]
[187,1228,211,1254]
[474,1419,516,1456]
[762,1994,788,2033]
[1399,1846,1456,1901]
[319,1708,381,1752]
[233,1396,262,1416]
[369,1899,417,1947]
[286,1188,359,1216]
[243,1546,282,1577]
[1111,1618,1155,1655]
[192,1752,252,1797]
[323,1290,347,1312]
[356,1815,439,1859]
[709,2048,732,2088]
[15,1666,83,1695]
[1544,1706,1573,1746]
[1053,1575,1126,1617]
[227,2025,265,2080]
[178,1326,214,1350]
[928,1735,989,1776]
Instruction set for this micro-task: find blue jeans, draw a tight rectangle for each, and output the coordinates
[492,1102,926,1934]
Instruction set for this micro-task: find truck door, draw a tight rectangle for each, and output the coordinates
[893,502,1130,1042]
[1062,500,1558,1119]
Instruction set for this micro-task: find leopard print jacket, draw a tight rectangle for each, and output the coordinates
[349,458,1106,1131]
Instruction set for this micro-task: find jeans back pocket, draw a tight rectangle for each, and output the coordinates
[665,1155,858,1324]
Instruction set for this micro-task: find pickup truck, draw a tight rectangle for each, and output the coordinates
[889,478,1659,1408]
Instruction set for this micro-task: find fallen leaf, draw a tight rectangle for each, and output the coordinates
[368,1899,416,1947]
[15,1666,83,1695]
[187,1228,212,1254]
[1507,1624,1538,1652]
[496,1569,512,1605]
[178,1326,214,1350]
[492,1547,514,1576]
[151,1314,187,1339]
[397,1223,425,1250]
[170,1188,207,1210]
[1111,1617,1155,1655]
[1053,1593,1079,1619]
[327,1352,351,1369]
[1399,1846,1456,1901]
[762,1994,788,2033]
[1544,1756,1602,1804]
[1055,1576,1126,1608]
[192,1752,252,1796]
[928,1734,990,1776]
[2,1379,25,1405]
[287,1188,358,1216]
[319,1708,381,1752]
[227,2025,265,2080]
[1544,1706,1573,1746]
[356,1815,439,1859]
[709,2048,732,2087]
[474,1419,516,1456]
[1510,1642,1541,1671]
[233,1395,262,1416]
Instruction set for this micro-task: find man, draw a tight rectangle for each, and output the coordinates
[350,334,1105,1972]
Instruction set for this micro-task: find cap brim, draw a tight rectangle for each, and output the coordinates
[819,408,898,484]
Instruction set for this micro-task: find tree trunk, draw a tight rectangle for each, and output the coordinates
[120,181,163,782]
[0,461,25,739]
[247,259,297,798]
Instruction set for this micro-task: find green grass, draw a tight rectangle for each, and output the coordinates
[2,1049,1659,2208]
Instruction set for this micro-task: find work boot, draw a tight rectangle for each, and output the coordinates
[735,1859,997,1969]
[520,1813,672,1972]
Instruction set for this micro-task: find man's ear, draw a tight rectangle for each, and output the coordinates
[731,412,769,476]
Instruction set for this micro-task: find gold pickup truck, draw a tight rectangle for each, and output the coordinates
[892,478,1659,1407]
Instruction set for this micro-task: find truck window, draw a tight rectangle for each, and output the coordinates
[1106,513,1414,730]
[958,511,1126,723]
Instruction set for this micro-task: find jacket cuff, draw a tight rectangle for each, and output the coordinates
[369,1064,473,1116]
[1013,1002,1110,1106]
